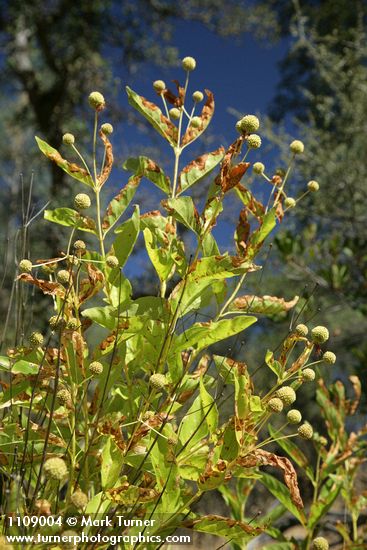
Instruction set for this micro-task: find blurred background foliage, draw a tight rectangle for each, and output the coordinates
[0,0,366,415]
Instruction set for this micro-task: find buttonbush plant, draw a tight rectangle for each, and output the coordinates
[0,57,364,549]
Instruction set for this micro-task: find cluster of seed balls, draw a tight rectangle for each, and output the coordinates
[153,56,206,127]
[251,138,319,210]
[266,324,335,441]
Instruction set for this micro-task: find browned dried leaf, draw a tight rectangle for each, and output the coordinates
[235,207,250,255]
[78,263,104,303]
[17,273,65,297]
[348,375,361,415]
[98,130,113,187]
[47,151,91,180]
[238,449,303,509]
[181,90,215,146]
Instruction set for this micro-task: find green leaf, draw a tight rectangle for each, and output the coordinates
[149,426,182,513]
[143,227,174,281]
[44,208,96,233]
[102,176,141,234]
[171,316,257,357]
[113,206,140,267]
[0,357,10,370]
[126,86,178,146]
[262,543,296,550]
[249,395,263,412]
[265,350,283,379]
[11,360,39,375]
[248,208,277,257]
[200,378,218,435]
[101,437,124,490]
[169,254,257,316]
[185,514,261,541]
[123,156,170,193]
[81,306,116,330]
[179,396,208,448]
[232,295,299,316]
[201,233,220,256]
[308,475,343,530]
[177,147,224,195]
[162,196,200,234]
[35,136,94,187]
[234,363,250,419]
[259,473,306,524]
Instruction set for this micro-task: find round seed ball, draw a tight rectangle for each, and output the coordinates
[43,457,68,480]
[290,140,304,154]
[239,114,260,133]
[74,193,91,210]
[322,351,336,364]
[106,255,119,268]
[267,397,284,413]
[88,91,105,110]
[311,326,329,344]
[89,361,103,375]
[62,133,75,145]
[253,162,265,175]
[246,134,262,149]
[182,56,196,71]
[287,409,302,424]
[101,123,113,135]
[276,386,296,405]
[298,422,313,440]
[71,490,88,509]
[149,373,167,390]
[19,259,33,273]
[29,331,44,347]
[192,91,204,102]
[312,537,329,550]
[153,80,166,93]
[302,368,316,382]
[57,270,71,284]
[295,324,308,337]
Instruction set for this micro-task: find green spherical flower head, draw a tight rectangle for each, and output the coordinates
[182,56,196,71]
[285,197,296,208]
[290,140,304,154]
[246,134,262,149]
[57,270,71,285]
[19,259,33,273]
[29,331,44,347]
[106,255,119,268]
[101,123,113,135]
[43,457,68,480]
[276,386,296,405]
[240,114,260,133]
[62,133,75,145]
[66,318,78,330]
[57,389,71,405]
[322,351,336,365]
[49,315,66,330]
[73,240,86,251]
[190,116,201,128]
[312,536,329,550]
[253,162,265,175]
[295,323,308,337]
[192,91,204,103]
[235,120,243,133]
[89,361,103,375]
[153,80,166,93]
[74,193,91,210]
[298,422,313,440]
[71,490,88,509]
[318,436,328,446]
[308,180,319,192]
[302,368,316,382]
[88,91,105,111]
[267,397,284,413]
[311,325,329,344]
[169,108,181,120]
[149,373,167,390]
[287,409,302,424]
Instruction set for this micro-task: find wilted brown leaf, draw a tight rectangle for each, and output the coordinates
[17,274,65,297]
[98,130,113,187]
[181,90,214,146]
[238,449,304,509]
